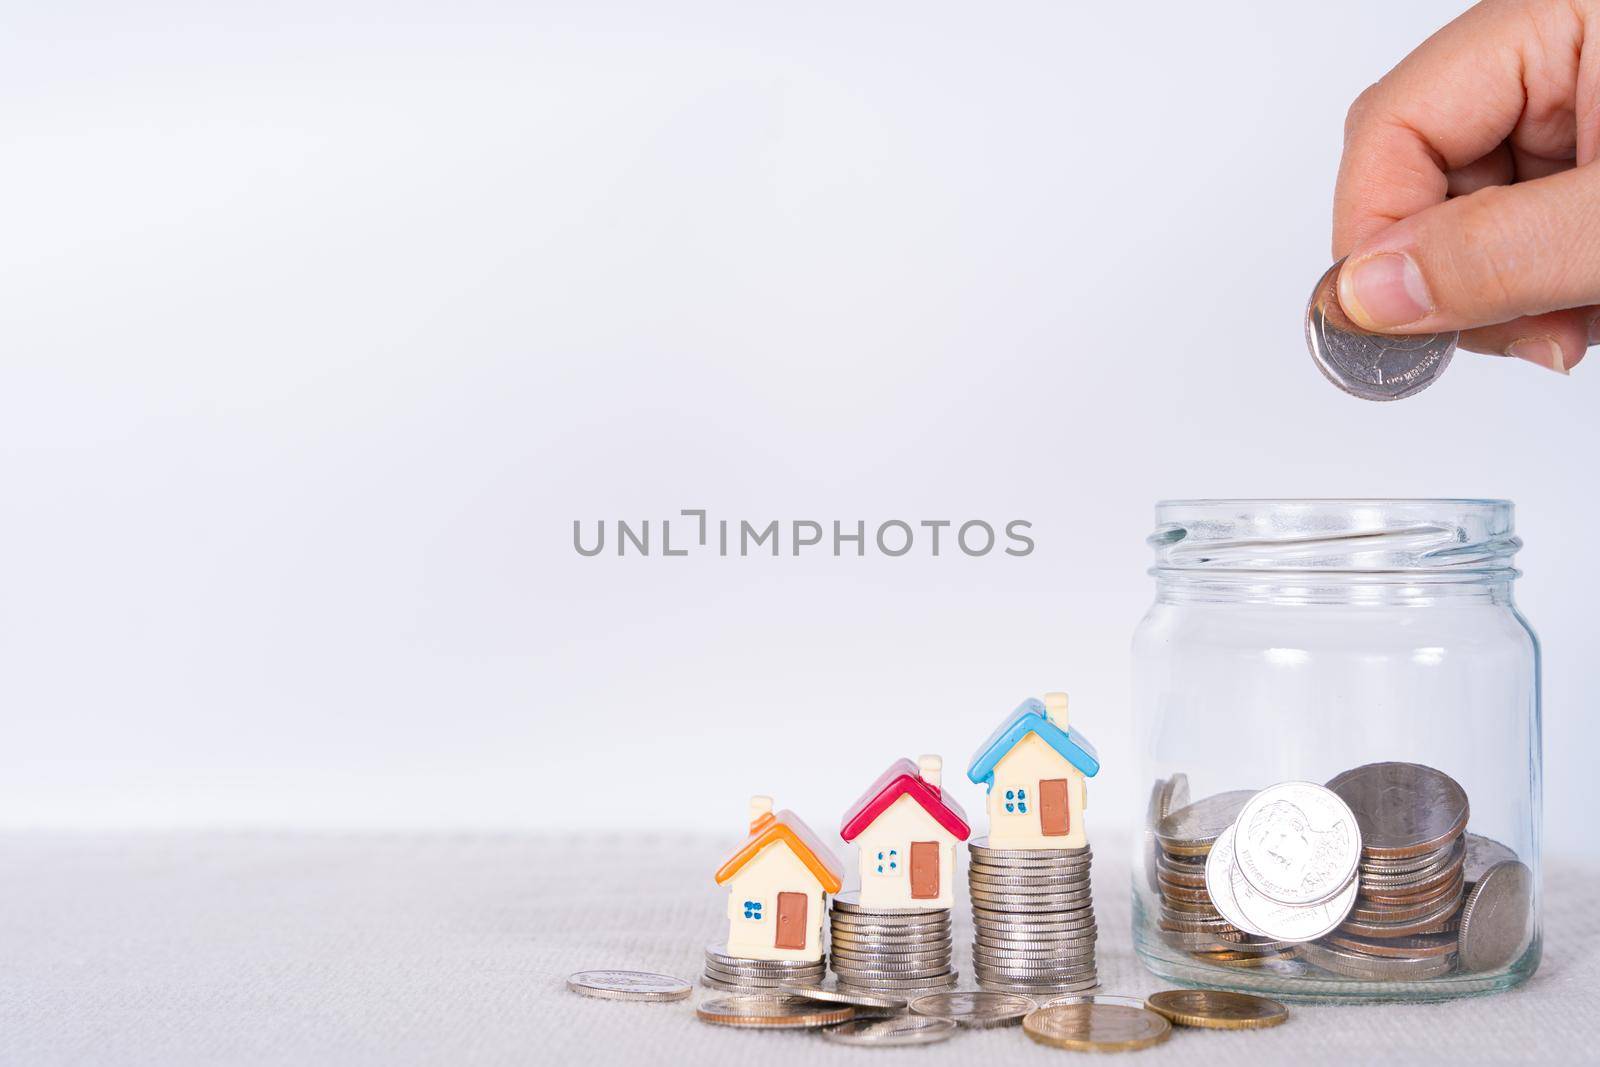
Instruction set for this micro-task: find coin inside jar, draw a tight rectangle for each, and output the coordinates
[1232,782,1362,906]
[1156,790,1254,857]
[1457,859,1534,972]
[1327,762,1469,859]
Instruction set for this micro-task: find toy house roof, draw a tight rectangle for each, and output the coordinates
[714,809,844,893]
[965,697,1100,786]
[838,758,971,843]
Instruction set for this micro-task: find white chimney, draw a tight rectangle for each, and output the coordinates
[1044,692,1069,728]
[917,754,943,789]
[748,795,773,831]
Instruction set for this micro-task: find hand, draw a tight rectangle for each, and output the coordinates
[1333,0,1600,373]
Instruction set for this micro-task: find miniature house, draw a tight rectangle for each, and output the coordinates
[839,755,970,910]
[966,692,1099,850]
[713,796,843,962]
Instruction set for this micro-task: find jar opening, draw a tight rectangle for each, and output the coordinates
[1150,499,1519,574]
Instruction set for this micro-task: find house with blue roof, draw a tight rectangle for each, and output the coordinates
[966,692,1099,850]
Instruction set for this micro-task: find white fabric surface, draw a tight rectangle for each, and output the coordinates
[2,831,1593,1065]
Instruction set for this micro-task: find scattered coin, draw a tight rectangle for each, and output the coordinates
[821,1015,957,1047]
[910,990,1036,1028]
[1145,989,1288,1029]
[695,995,855,1029]
[1304,258,1457,401]
[1457,860,1534,972]
[1023,1003,1172,1052]
[776,984,905,1011]
[565,970,692,1003]
[1037,993,1148,1010]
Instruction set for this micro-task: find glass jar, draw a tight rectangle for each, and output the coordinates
[1131,500,1540,1001]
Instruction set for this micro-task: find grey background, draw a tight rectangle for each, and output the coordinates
[4,1,1593,859]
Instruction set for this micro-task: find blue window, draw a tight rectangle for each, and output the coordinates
[743,900,763,920]
[874,848,900,875]
[1004,787,1029,815]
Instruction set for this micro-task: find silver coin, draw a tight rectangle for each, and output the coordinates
[1233,782,1362,906]
[565,969,692,1002]
[970,870,1087,888]
[830,890,947,916]
[830,935,953,953]
[1204,825,1267,937]
[777,984,907,1010]
[1297,940,1457,981]
[1360,839,1464,888]
[704,967,819,987]
[979,979,1101,997]
[703,941,824,968]
[1463,834,1519,885]
[1037,992,1147,1010]
[822,1015,957,1046]
[703,956,826,976]
[1327,762,1469,859]
[701,975,798,994]
[832,964,953,981]
[975,931,1098,951]
[969,838,1091,860]
[1156,790,1254,856]
[910,990,1037,1028]
[832,909,951,926]
[829,951,952,970]
[835,971,960,992]
[973,917,1097,936]
[1230,861,1358,943]
[830,927,952,943]
[1304,258,1456,402]
[972,942,1097,962]
[1457,860,1534,972]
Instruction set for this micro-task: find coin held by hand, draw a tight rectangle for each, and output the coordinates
[1304,259,1458,401]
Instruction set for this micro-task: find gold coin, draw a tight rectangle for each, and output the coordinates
[1023,1004,1172,1052]
[1144,989,1288,1030]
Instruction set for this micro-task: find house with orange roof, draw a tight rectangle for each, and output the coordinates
[714,796,843,961]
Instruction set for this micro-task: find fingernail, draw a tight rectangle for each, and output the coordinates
[1588,315,1600,345]
[1507,337,1568,375]
[1341,252,1432,329]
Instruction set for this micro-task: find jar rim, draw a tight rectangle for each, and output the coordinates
[1150,499,1518,574]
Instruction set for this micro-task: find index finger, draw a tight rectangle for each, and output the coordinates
[1332,0,1545,256]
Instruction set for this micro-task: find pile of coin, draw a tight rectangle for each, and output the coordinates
[701,940,825,993]
[1308,762,1468,979]
[1148,763,1536,983]
[967,837,1097,995]
[1150,786,1297,966]
[827,891,957,995]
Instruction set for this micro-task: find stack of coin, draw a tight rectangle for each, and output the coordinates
[967,837,1097,995]
[1151,790,1286,962]
[702,941,826,993]
[828,891,957,995]
[1309,762,1469,979]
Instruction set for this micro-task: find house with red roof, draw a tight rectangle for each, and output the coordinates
[839,755,970,909]
[713,796,843,962]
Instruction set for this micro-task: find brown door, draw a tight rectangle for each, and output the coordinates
[1039,779,1070,836]
[909,842,939,899]
[774,892,807,949]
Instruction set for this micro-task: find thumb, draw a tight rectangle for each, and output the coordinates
[1337,162,1600,334]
